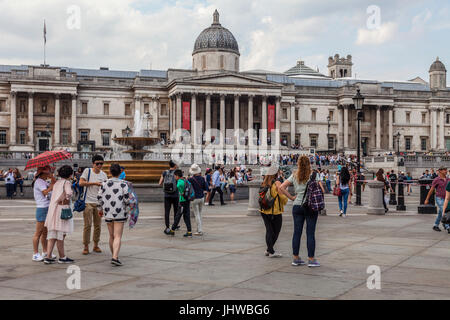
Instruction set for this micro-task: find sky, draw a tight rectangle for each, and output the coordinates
[0,0,448,83]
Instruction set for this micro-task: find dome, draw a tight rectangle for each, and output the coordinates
[429,57,447,72]
[193,10,240,56]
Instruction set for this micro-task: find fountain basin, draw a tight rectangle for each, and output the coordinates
[113,136,161,161]
[103,160,169,183]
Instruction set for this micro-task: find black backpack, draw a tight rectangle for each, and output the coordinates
[163,170,177,194]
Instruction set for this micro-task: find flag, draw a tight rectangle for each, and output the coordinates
[43,20,46,44]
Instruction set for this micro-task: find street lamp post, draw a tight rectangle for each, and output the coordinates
[125,125,131,138]
[353,89,365,206]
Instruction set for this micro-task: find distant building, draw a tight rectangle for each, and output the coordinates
[0,10,449,155]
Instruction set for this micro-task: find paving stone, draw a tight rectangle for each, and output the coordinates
[195,287,316,300]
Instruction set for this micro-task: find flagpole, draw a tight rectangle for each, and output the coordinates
[43,19,46,67]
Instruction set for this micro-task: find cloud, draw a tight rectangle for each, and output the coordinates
[355,22,398,45]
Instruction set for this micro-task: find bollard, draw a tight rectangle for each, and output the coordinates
[389,185,397,205]
[367,180,386,215]
[396,177,406,211]
[247,178,263,216]
[418,178,437,214]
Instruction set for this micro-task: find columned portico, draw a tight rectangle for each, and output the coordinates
[205,93,211,143]
[439,107,445,150]
[248,95,254,146]
[261,95,267,147]
[337,105,343,150]
[343,105,349,149]
[191,93,197,143]
[176,93,182,140]
[388,107,393,150]
[220,94,225,145]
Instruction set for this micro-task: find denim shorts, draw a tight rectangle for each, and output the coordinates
[229,185,236,193]
[36,207,49,222]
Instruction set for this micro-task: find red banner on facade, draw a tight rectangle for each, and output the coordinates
[182,101,190,130]
[268,104,275,132]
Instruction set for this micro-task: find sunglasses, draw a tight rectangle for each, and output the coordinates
[94,162,104,166]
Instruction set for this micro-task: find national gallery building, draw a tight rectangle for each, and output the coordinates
[0,10,449,155]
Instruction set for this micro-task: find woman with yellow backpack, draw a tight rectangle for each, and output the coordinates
[259,165,288,258]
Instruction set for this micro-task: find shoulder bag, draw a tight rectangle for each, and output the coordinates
[60,181,73,220]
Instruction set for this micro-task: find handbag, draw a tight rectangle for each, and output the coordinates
[333,185,342,197]
[74,169,90,212]
[60,181,73,220]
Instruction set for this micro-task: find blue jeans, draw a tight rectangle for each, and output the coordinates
[435,197,449,229]
[338,188,350,214]
[326,180,331,193]
[292,205,318,258]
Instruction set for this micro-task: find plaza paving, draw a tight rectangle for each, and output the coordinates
[0,189,450,300]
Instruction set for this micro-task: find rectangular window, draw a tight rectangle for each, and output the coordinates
[281,134,288,146]
[81,102,88,114]
[311,109,316,121]
[62,131,69,145]
[41,100,48,113]
[160,104,168,116]
[0,130,6,144]
[421,138,427,151]
[328,136,335,150]
[393,111,396,123]
[422,113,426,124]
[102,131,111,146]
[310,135,317,148]
[295,108,299,121]
[144,103,149,114]
[406,112,410,124]
[0,100,5,112]
[62,101,70,115]
[125,103,131,116]
[253,106,258,117]
[104,103,109,115]
[80,131,89,142]
[295,134,300,146]
[329,110,334,121]
[447,114,450,124]
[160,132,167,143]
[19,130,26,144]
[19,100,26,113]
[282,108,288,120]
[405,137,411,150]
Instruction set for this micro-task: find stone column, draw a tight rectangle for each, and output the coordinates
[220,94,225,145]
[337,105,343,150]
[191,93,197,144]
[388,107,393,150]
[343,105,349,150]
[10,91,17,145]
[376,106,381,150]
[169,96,173,136]
[248,95,254,145]
[247,177,263,216]
[28,92,34,145]
[205,93,211,143]
[440,107,445,150]
[234,94,240,145]
[275,96,281,131]
[54,94,60,145]
[71,94,77,146]
[152,97,159,136]
[290,103,295,145]
[431,107,437,150]
[176,93,182,142]
[261,95,267,147]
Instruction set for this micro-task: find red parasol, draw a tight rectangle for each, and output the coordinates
[25,150,72,171]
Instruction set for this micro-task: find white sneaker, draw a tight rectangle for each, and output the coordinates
[32,253,44,262]
[268,252,282,258]
[204,203,209,206]
[43,252,57,259]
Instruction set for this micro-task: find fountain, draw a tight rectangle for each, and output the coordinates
[104,109,169,182]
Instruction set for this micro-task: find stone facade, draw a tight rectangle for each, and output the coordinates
[0,12,449,155]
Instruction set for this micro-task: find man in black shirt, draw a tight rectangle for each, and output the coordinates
[159,160,179,235]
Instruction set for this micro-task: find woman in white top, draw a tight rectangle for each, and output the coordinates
[32,166,56,262]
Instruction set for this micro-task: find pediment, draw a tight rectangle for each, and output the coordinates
[177,73,281,87]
